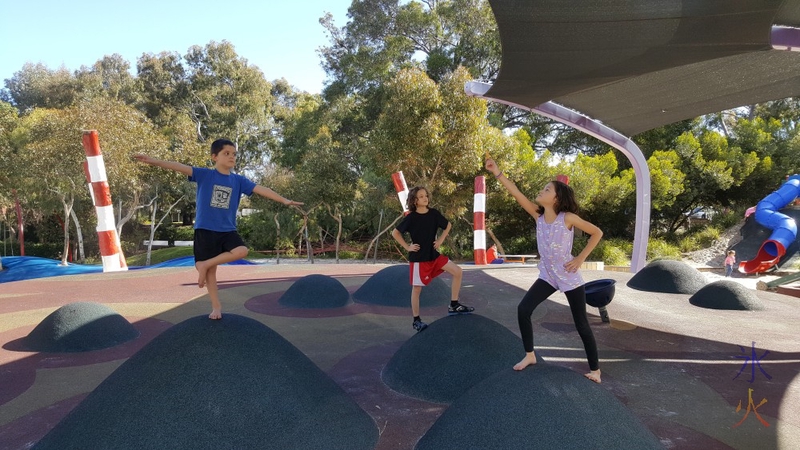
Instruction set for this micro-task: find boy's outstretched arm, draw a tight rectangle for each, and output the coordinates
[133,154,193,176]
[252,185,303,206]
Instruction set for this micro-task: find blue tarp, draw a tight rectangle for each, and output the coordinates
[0,256,255,284]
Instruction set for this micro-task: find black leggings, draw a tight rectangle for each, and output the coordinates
[517,278,599,370]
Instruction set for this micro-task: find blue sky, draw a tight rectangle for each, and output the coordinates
[0,0,353,94]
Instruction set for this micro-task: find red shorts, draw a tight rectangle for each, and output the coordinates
[409,255,449,286]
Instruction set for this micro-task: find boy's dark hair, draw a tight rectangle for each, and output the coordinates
[536,180,579,215]
[210,139,235,156]
[406,186,429,213]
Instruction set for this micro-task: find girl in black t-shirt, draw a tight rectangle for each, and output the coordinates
[392,187,474,332]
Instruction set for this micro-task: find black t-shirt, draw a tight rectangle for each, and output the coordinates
[395,208,449,262]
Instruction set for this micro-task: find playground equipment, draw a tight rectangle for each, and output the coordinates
[585,279,616,323]
[391,171,410,216]
[739,174,800,274]
[82,131,127,272]
[473,176,487,265]
[756,271,800,291]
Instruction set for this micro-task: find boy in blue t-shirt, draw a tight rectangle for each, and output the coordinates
[135,139,302,319]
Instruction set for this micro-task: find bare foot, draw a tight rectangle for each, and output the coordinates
[196,261,209,288]
[209,308,222,320]
[584,369,602,384]
[513,353,537,371]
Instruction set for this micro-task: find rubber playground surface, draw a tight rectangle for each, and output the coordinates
[1,261,799,449]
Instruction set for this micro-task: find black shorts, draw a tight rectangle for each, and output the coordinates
[193,229,246,262]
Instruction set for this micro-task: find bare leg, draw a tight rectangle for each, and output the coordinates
[206,266,222,319]
[411,285,423,317]
[513,351,537,371]
[195,246,248,288]
[585,369,602,384]
[441,260,462,300]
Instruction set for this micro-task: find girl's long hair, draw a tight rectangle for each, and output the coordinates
[536,181,579,215]
[406,186,428,213]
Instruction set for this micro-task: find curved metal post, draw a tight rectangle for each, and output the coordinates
[771,26,800,52]
[465,81,650,272]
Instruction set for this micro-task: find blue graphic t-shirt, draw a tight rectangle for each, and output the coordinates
[189,167,256,232]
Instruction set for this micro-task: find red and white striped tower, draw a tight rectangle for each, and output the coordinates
[392,171,410,216]
[474,176,487,265]
[82,130,127,272]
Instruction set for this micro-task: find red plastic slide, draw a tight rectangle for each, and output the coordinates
[738,240,784,274]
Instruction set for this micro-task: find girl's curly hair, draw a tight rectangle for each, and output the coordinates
[406,186,429,213]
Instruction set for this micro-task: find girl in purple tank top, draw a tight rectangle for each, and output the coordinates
[486,158,604,384]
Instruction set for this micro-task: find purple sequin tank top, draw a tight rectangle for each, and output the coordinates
[536,212,584,291]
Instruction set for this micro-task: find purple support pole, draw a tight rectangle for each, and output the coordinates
[465,81,651,273]
[771,26,800,52]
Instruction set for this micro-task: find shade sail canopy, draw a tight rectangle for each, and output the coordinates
[485,0,800,136]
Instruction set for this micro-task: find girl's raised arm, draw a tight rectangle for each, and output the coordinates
[485,159,540,220]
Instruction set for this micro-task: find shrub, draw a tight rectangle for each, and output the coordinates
[587,239,631,265]
[647,238,682,260]
[678,235,699,253]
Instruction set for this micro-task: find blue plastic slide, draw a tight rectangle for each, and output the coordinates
[740,174,800,273]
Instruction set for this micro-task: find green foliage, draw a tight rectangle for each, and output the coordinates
[126,247,194,266]
[588,239,631,266]
[678,235,699,253]
[4,11,800,268]
[647,238,682,260]
[155,225,195,242]
[678,226,721,252]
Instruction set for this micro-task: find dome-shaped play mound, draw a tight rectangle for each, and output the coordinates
[353,264,449,307]
[416,364,663,450]
[627,259,706,294]
[278,274,350,308]
[32,314,378,450]
[22,302,138,352]
[382,314,523,403]
[689,280,764,311]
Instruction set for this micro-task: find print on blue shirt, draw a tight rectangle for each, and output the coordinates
[211,185,233,209]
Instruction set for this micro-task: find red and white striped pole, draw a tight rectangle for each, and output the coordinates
[82,130,127,272]
[392,171,410,216]
[474,176,487,265]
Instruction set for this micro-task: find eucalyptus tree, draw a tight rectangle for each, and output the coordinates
[3,63,82,111]
[11,97,184,263]
[183,41,275,173]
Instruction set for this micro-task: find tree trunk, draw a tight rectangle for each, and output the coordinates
[336,216,342,263]
[145,193,184,267]
[146,197,158,267]
[304,215,314,264]
[486,227,506,256]
[364,214,404,262]
[326,205,342,264]
[373,209,384,263]
[274,213,281,265]
[60,196,74,266]
[116,191,142,237]
[69,207,86,263]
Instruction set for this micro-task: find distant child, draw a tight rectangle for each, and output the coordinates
[391,186,473,332]
[134,139,303,320]
[725,250,736,277]
[486,158,603,383]
[486,244,501,264]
